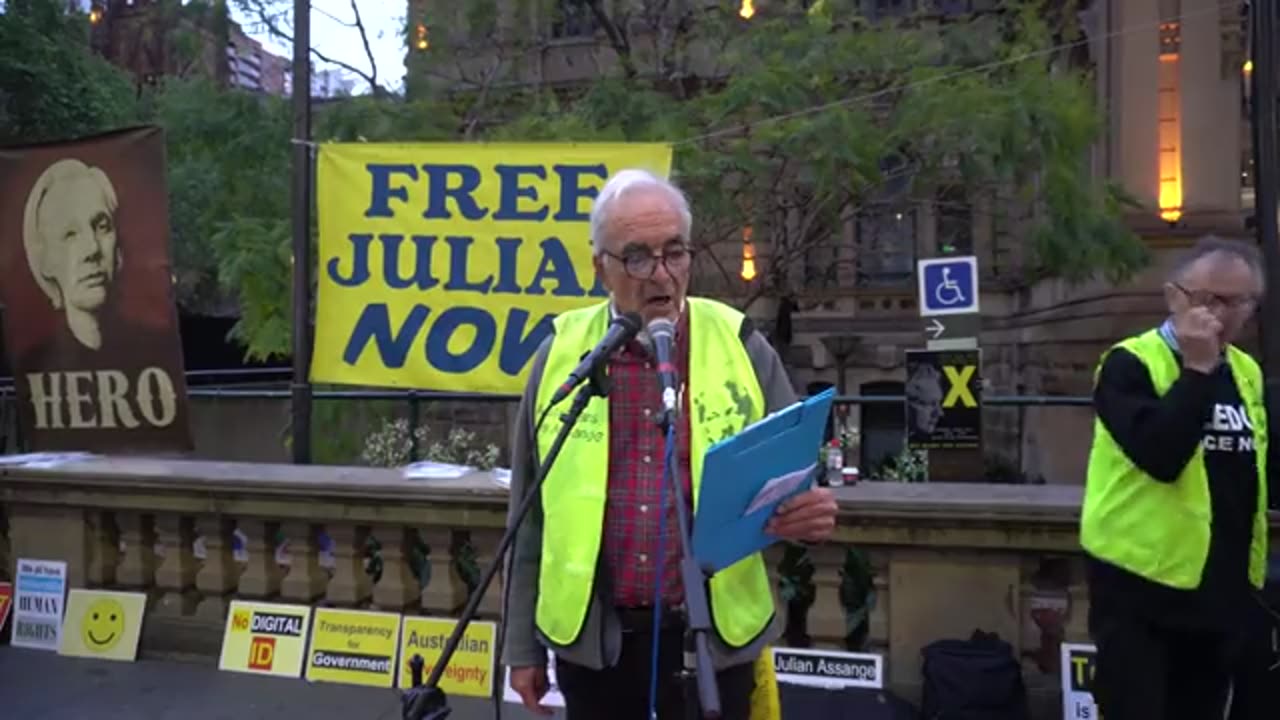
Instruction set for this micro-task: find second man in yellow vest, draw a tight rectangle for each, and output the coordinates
[1080,236,1270,720]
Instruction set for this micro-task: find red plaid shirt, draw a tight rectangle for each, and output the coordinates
[604,312,693,608]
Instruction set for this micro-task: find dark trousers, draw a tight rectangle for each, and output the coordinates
[1227,594,1280,720]
[1090,606,1239,720]
[556,622,756,720]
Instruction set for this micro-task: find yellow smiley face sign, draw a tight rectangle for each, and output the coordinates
[59,589,146,661]
[82,596,126,651]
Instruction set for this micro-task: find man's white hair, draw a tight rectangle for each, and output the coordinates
[588,168,692,255]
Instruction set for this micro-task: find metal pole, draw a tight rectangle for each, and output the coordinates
[290,0,313,464]
[1254,0,1280,391]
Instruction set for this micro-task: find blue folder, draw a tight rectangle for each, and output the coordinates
[692,388,836,573]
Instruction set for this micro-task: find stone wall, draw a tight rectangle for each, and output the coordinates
[4,457,1274,718]
[184,394,516,466]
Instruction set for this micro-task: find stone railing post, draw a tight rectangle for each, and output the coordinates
[153,514,198,616]
[420,526,465,614]
[85,510,119,587]
[279,521,328,603]
[115,511,157,589]
[194,515,240,620]
[372,525,421,611]
[236,519,284,599]
[808,543,848,647]
[459,528,502,617]
[324,523,372,607]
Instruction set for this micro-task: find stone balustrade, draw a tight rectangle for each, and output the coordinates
[1,457,1276,718]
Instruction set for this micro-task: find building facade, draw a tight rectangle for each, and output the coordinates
[82,0,289,96]
[404,0,1263,484]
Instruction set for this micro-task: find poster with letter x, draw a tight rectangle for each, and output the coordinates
[904,349,982,450]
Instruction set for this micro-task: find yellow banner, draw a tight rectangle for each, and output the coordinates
[396,616,496,697]
[312,142,674,394]
[58,589,147,661]
[217,600,312,678]
[305,608,402,688]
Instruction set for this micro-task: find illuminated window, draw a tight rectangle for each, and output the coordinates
[1156,21,1182,222]
[740,226,758,281]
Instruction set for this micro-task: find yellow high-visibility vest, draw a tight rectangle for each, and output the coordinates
[1081,328,1269,589]
[533,297,775,648]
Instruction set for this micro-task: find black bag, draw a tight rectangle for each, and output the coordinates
[920,630,1031,720]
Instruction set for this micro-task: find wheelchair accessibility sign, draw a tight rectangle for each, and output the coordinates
[918,256,979,317]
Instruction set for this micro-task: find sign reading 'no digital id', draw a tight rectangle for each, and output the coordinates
[218,600,312,678]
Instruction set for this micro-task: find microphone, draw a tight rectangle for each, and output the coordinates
[548,311,643,407]
[647,317,679,415]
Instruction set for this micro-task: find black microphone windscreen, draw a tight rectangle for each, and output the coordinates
[617,312,644,332]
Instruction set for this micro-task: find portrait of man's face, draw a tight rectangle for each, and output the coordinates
[906,364,944,435]
[22,158,121,350]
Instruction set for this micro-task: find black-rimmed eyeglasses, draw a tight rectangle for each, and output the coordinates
[602,246,693,279]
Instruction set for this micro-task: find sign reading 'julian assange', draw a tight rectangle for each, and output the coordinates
[0,126,192,452]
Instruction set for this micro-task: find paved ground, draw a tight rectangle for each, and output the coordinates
[0,647,563,720]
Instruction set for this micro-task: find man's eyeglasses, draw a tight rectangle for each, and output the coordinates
[602,245,693,280]
[1172,282,1259,311]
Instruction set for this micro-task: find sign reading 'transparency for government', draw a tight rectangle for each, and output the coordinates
[305,608,402,688]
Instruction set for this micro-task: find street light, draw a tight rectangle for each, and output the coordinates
[739,0,755,20]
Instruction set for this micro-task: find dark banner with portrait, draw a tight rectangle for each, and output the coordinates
[904,348,982,450]
[0,126,192,453]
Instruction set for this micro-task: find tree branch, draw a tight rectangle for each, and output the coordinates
[462,56,503,139]
[236,0,386,95]
[583,0,636,79]
[347,0,378,92]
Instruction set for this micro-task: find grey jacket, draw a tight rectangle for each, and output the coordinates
[499,312,799,672]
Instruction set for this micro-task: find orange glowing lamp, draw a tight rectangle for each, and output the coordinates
[740,226,758,281]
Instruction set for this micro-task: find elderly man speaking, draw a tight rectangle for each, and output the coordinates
[502,168,838,719]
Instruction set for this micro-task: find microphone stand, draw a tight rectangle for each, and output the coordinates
[656,400,722,720]
[401,362,613,720]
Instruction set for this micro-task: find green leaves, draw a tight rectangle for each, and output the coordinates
[2,0,1143,364]
[0,2,138,147]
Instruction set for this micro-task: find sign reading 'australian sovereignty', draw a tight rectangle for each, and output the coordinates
[397,616,496,698]
[0,126,192,453]
[311,143,674,395]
